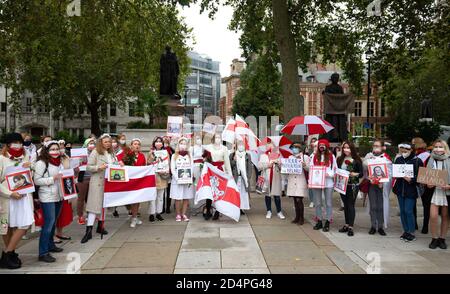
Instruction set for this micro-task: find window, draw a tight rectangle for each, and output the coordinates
[128,102,136,117]
[1,102,6,112]
[24,97,32,113]
[110,103,116,117]
[369,101,375,117]
[354,101,362,117]
[101,103,107,117]
[380,100,386,117]
[37,98,49,113]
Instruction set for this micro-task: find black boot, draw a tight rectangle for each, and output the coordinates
[11,250,21,266]
[323,220,330,232]
[438,238,447,249]
[212,211,220,220]
[291,200,300,224]
[313,220,323,230]
[81,226,93,244]
[166,197,172,214]
[429,238,439,249]
[0,251,21,269]
[96,221,108,235]
[112,208,119,218]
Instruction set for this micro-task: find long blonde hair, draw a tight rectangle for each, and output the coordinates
[432,139,450,156]
[96,135,114,155]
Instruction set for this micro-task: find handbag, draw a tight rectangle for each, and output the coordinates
[34,207,44,227]
[359,178,370,194]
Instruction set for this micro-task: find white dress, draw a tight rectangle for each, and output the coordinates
[431,161,448,206]
[235,151,250,210]
[9,194,34,228]
[170,154,194,200]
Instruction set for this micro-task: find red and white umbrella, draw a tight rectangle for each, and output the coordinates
[281,115,334,135]
[261,136,293,158]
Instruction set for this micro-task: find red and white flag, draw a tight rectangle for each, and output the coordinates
[103,165,156,208]
[195,163,241,222]
[222,117,236,144]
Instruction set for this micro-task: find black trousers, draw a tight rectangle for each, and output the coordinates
[420,187,434,231]
[340,185,357,227]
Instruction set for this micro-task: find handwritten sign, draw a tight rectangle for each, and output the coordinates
[280,158,302,175]
[392,164,414,178]
[417,167,448,187]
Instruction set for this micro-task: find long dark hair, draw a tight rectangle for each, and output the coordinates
[152,136,164,150]
[337,141,361,166]
[37,142,60,165]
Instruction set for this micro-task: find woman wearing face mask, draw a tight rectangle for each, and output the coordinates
[286,143,309,225]
[0,133,34,269]
[230,140,253,216]
[363,139,391,236]
[307,138,318,208]
[118,138,147,228]
[76,138,96,225]
[64,142,72,157]
[147,137,168,223]
[392,143,423,242]
[309,139,337,232]
[336,141,363,236]
[427,140,450,249]
[22,133,37,164]
[116,134,127,156]
[111,137,121,156]
[81,135,117,243]
[170,137,194,222]
[163,136,175,214]
[34,141,70,262]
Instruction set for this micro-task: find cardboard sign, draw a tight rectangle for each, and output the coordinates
[334,168,350,194]
[167,116,183,137]
[154,150,170,173]
[5,166,35,195]
[70,148,88,171]
[367,159,389,183]
[417,167,448,187]
[392,164,414,178]
[280,158,302,175]
[176,157,192,184]
[60,169,78,200]
[308,166,326,189]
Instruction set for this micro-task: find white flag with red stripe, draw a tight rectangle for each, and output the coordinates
[222,118,236,144]
[195,163,241,222]
[103,165,156,208]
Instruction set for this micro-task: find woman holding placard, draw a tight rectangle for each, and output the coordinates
[286,143,309,225]
[34,141,70,263]
[336,141,363,236]
[0,133,34,269]
[170,137,194,222]
[76,138,96,225]
[392,142,423,242]
[427,139,450,249]
[309,139,337,232]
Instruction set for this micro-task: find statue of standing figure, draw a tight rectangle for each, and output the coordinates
[160,45,180,98]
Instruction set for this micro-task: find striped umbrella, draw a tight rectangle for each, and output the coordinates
[281,115,334,135]
[260,136,293,158]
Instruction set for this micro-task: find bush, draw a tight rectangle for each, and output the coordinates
[55,130,80,144]
[127,120,151,129]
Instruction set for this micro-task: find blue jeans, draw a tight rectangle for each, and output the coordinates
[308,188,314,203]
[39,201,63,256]
[312,188,333,221]
[397,195,416,234]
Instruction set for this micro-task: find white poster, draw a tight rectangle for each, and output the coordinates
[154,150,170,173]
[280,158,302,175]
[4,166,35,195]
[367,158,390,183]
[334,168,350,194]
[70,148,88,171]
[202,122,217,134]
[176,158,192,184]
[308,166,326,189]
[60,169,78,200]
[167,116,183,137]
[392,164,414,178]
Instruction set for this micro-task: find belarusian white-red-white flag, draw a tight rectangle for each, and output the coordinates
[103,165,156,208]
[195,163,241,222]
[222,117,236,143]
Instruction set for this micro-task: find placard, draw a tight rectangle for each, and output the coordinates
[176,157,192,184]
[308,166,326,189]
[334,168,350,194]
[60,169,77,200]
[167,116,183,137]
[280,158,302,175]
[417,167,448,187]
[107,165,129,183]
[70,148,88,171]
[255,175,266,194]
[367,159,389,183]
[202,122,217,134]
[392,164,414,178]
[153,150,170,173]
[5,166,35,195]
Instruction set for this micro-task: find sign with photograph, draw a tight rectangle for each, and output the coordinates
[70,148,88,171]
[280,158,302,175]
[5,166,35,194]
[308,166,326,189]
[334,168,350,194]
[417,167,448,187]
[392,164,414,178]
[167,116,183,137]
[367,159,389,183]
[255,175,266,194]
[154,150,170,173]
[107,165,129,183]
[176,157,192,184]
[60,169,78,200]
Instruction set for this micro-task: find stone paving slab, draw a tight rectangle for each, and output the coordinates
[175,250,222,269]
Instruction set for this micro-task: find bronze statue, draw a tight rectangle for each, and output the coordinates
[160,46,180,98]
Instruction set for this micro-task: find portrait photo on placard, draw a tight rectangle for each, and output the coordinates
[62,176,76,197]
[368,162,389,182]
[109,168,127,182]
[6,170,33,192]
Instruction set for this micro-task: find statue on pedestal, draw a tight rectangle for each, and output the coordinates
[160,45,180,99]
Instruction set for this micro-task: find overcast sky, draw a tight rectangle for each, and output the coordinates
[179,3,243,77]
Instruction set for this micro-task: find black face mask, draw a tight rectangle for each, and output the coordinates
[65,147,71,153]
[23,141,32,147]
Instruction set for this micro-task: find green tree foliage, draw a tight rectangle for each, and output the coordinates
[0,0,192,135]
[232,55,282,119]
[136,88,169,127]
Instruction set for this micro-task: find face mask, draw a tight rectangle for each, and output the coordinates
[238,145,245,152]
[66,147,71,153]
[88,144,95,151]
[433,146,445,154]
[10,143,22,150]
[401,152,411,158]
[343,148,351,156]
[179,144,187,151]
[112,142,118,149]
[119,140,126,145]
[319,146,326,152]
[196,139,202,146]
[292,148,300,154]
[373,147,382,154]
[214,138,222,145]
[49,150,60,158]
[23,141,32,147]
[155,142,163,149]
[60,149,66,155]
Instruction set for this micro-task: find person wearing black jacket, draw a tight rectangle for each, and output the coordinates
[336,141,363,236]
[393,142,424,242]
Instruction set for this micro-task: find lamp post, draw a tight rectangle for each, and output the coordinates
[365,48,374,127]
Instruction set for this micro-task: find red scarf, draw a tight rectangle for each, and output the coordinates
[179,150,188,156]
[49,157,61,166]
[8,148,24,159]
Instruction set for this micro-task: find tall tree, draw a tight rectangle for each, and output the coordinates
[0,0,192,135]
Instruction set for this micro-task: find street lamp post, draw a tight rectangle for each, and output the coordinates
[184,86,188,117]
[365,48,374,127]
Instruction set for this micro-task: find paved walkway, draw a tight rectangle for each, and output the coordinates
[1,192,450,274]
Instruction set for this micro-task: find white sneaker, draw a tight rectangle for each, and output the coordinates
[309,202,314,208]
[265,211,272,219]
[130,218,137,228]
[136,218,143,225]
[277,212,286,219]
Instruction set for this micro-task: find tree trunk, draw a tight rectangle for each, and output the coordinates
[88,92,102,136]
[271,0,303,124]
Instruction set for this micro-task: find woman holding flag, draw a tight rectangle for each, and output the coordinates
[81,134,116,244]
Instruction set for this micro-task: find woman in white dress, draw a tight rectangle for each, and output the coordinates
[0,133,34,269]
[170,137,194,222]
[229,140,252,214]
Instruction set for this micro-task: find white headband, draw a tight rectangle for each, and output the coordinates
[44,140,59,148]
[99,133,111,140]
[398,143,412,149]
[130,138,141,144]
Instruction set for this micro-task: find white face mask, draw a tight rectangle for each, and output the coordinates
[373,147,382,154]
[214,137,222,145]
[10,143,22,149]
[179,144,187,151]
[401,152,411,158]
[237,145,245,152]
[88,144,96,151]
[196,139,202,146]
[119,140,126,145]
[112,142,118,148]
[155,142,163,149]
